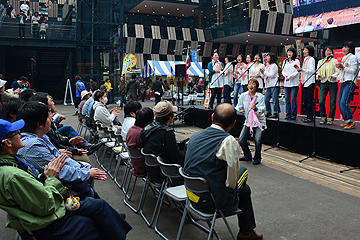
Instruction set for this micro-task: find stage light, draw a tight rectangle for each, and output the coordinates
[177,8,180,11]
[280,42,283,45]
[248,34,250,37]
[144,4,147,7]
[161,6,164,9]
[182,13,185,16]
[246,40,249,42]
[192,9,194,12]
[286,38,289,41]
[153,11,155,14]
[137,9,140,12]
[168,12,170,15]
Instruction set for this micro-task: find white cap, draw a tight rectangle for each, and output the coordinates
[0,79,7,88]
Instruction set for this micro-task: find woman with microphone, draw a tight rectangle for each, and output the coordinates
[222,55,234,104]
[260,53,279,118]
[295,45,316,123]
[248,53,265,93]
[282,47,301,120]
[207,51,224,109]
[317,46,339,125]
[236,79,266,165]
[335,41,359,130]
[231,54,246,107]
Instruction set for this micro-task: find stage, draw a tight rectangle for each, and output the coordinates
[179,105,360,167]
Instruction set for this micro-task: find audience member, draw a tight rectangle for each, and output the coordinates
[11,76,26,90]
[18,11,27,38]
[0,119,132,240]
[19,88,36,102]
[78,90,91,123]
[118,76,127,109]
[5,1,13,17]
[152,76,164,104]
[126,107,154,177]
[126,73,140,101]
[140,100,185,184]
[184,103,263,240]
[121,101,142,141]
[89,78,97,92]
[1,98,23,122]
[39,13,47,39]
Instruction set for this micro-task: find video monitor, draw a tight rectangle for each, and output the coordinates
[293,0,360,34]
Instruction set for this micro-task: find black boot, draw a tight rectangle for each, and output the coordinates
[84,142,103,155]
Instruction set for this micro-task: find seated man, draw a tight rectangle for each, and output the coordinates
[140,100,185,184]
[0,119,132,240]
[17,102,107,198]
[184,103,263,240]
[1,98,23,122]
[121,100,142,141]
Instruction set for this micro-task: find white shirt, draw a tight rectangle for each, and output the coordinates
[301,56,316,88]
[334,55,359,84]
[210,61,224,88]
[211,124,241,189]
[248,63,265,89]
[235,92,267,129]
[121,117,135,141]
[282,59,301,88]
[264,63,279,88]
[221,63,234,87]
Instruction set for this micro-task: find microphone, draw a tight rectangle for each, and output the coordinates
[253,59,261,62]
[326,54,334,60]
[231,60,238,63]
[285,56,291,61]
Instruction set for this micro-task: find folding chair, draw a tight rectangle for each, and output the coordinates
[113,147,129,189]
[176,168,242,240]
[153,156,187,240]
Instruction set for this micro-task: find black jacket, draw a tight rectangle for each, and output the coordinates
[47,123,78,156]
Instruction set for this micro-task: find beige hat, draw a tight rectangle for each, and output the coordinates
[81,90,91,100]
[0,79,7,88]
[153,100,178,118]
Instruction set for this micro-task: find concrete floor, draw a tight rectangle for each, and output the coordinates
[1,100,360,240]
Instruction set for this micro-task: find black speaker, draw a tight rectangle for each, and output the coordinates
[202,57,211,69]
[175,64,186,77]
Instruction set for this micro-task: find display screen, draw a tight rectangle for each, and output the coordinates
[293,0,360,34]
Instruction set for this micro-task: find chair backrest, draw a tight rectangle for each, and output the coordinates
[179,167,210,194]
[141,149,159,167]
[127,147,143,159]
[157,156,181,178]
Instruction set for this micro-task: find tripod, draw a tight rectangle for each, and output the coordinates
[299,57,331,163]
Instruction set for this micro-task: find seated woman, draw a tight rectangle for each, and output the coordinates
[92,90,121,137]
[126,107,154,177]
[140,100,185,185]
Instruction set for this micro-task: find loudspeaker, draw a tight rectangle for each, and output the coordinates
[202,57,211,69]
[175,64,186,77]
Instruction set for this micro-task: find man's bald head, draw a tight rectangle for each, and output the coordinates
[212,103,236,130]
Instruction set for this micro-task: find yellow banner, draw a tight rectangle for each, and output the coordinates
[121,53,137,75]
[295,39,302,58]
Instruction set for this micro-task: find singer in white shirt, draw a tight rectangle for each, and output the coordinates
[316,46,339,125]
[295,45,316,122]
[334,41,360,130]
[248,53,265,92]
[282,48,300,120]
[260,53,279,118]
[222,55,234,104]
[207,52,224,109]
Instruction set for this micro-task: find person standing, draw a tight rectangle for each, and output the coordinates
[104,78,112,105]
[222,55,234,104]
[126,73,140,101]
[18,11,27,39]
[282,47,301,120]
[5,1,13,17]
[11,77,25,90]
[335,41,359,130]
[20,2,29,16]
[75,76,85,115]
[236,79,266,165]
[31,12,40,38]
[118,76,127,110]
[260,53,279,118]
[140,80,146,102]
[208,51,224,110]
[231,54,246,107]
[317,46,339,125]
[152,76,164,104]
[295,45,316,122]
[89,78,97,92]
[248,53,265,93]
[39,13,47,39]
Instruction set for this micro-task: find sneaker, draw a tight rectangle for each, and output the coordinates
[269,114,278,118]
[252,160,261,165]
[301,118,313,123]
[344,123,355,130]
[265,113,271,117]
[340,123,347,127]
[285,116,291,120]
[119,107,123,110]
[327,119,333,125]
[319,119,327,125]
[237,230,263,240]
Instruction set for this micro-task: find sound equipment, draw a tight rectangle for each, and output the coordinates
[175,64,186,77]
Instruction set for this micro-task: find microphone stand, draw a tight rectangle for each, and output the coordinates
[264,59,292,152]
[300,57,332,163]
[209,61,237,88]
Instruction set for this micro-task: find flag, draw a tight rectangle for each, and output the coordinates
[185,46,191,84]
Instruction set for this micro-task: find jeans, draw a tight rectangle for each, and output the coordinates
[303,83,315,119]
[107,92,111,105]
[28,198,131,240]
[209,88,222,109]
[338,81,355,123]
[233,83,241,107]
[241,85,248,94]
[239,126,263,162]
[119,95,127,107]
[223,85,232,104]
[19,23,25,38]
[113,117,120,125]
[57,126,88,147]
[264,86,280,114]
[284,86,299,118]
[319,82,338,119]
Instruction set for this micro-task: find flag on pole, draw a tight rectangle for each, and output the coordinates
[185,45,191,85]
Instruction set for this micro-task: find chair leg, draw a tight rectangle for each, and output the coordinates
[219,210,237,240]
[100,146,109,170]
[176,203,188,240]
[207,214,218,240]
[124,176,143,213]
[153,182,169,239]
[106,150,116,178]
[113,157,123,188]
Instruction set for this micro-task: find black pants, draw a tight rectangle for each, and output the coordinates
[303,83,315,119]
[209,88,222,109]
[75,97,81,109]
[155,95,162,104]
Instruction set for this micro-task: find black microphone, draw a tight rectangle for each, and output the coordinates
[326,54,334,60]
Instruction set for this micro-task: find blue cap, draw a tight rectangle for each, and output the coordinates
[0,119,25,141]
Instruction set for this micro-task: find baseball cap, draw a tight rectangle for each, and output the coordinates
[153,100,178,118]
[0,119,25,141]
[0,79,7,88]
[81,90,91,100]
